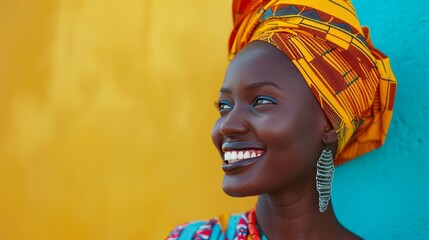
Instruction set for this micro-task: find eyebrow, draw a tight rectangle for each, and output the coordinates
[244,81,284,91]
[220,87,231,93]
[220,81,283,93]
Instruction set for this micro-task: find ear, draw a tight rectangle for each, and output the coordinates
[321,115,338,145]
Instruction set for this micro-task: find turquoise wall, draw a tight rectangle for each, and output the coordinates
[333,1,429,239]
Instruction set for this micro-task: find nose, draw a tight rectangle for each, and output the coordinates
[219,107,248,137]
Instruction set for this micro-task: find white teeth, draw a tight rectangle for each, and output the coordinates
[229,158,239,163]
[224,150,263,164]
[230,151,237,160]
[224,152,231,161]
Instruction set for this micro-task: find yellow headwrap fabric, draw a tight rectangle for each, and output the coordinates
[229,0,397,165]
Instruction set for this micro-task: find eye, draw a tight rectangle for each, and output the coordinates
[253,96,278,107]
[215,100,233,111]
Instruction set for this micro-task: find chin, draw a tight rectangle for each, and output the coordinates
[222,179,259,197]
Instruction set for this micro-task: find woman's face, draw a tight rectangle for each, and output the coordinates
[212,41,332,197]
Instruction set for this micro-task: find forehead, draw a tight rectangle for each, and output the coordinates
[223,41,305,90]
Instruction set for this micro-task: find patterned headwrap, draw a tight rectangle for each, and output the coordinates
[229,0,397,165]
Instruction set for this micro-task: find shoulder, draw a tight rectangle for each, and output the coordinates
[165,212,249,240]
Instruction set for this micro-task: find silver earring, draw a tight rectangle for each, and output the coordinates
[316,149,334,213]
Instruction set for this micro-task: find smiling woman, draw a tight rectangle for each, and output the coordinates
[166,0,397,239]
[213,42,334,201]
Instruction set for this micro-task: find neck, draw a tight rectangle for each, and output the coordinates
[255,180,341,239]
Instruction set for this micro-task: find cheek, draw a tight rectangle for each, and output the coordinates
[255,118,321,190]
[261,111,322,164]
[255,113,299,145]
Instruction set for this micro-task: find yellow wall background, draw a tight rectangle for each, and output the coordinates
[0,1,255,239]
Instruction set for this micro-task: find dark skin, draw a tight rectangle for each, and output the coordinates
[212,41,361,239]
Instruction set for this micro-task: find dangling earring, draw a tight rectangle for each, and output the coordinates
[316,149,335,213]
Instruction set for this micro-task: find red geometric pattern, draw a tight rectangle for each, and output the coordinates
[233,211,250,240]
[165,223,187,240]
[192,218,219,240]
[229,0,397,165]
[165,211,265,239]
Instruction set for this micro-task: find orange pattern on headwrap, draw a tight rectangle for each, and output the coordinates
[229,0,397,165]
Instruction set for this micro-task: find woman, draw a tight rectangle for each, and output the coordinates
[166,0,397,239]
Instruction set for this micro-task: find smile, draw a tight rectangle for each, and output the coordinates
[224,150,264,164]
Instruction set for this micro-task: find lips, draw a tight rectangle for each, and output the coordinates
[221,142,265,172]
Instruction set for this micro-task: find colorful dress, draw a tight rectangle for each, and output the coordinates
[165,211,267,240]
